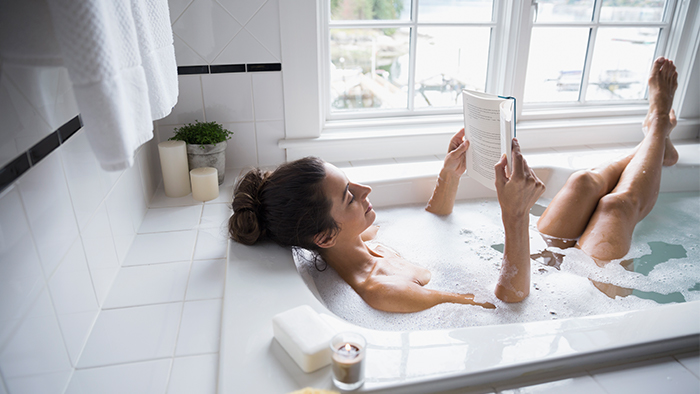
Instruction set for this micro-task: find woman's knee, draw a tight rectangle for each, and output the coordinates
[565,170,607,197]
[596,192,640,220]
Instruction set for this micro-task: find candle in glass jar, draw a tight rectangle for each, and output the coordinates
[190,167,220,202]
[158,141,191,197]
[330,332,366,391]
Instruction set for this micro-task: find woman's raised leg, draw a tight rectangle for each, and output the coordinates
[536,153,634,246]
[577,57,678,262]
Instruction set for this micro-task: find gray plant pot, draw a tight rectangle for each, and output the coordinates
[186,141,227,185]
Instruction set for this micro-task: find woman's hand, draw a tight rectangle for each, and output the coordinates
[426,129,470,215]
[442,128,469,178]
[494,139,545,221]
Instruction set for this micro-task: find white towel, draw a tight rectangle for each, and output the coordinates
[0,0,179,171]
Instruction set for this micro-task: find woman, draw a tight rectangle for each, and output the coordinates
[229,132,544,313]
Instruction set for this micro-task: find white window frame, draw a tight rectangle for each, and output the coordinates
[279,0,700,163]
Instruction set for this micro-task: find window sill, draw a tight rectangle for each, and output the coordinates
[339,140,700,208]
[279,114,700,162]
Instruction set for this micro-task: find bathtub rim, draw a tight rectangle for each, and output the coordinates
[314,300,699,393]
[222,237,700,394]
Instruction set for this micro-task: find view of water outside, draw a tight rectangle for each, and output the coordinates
[526,0,664,102]
[329,0,667,112]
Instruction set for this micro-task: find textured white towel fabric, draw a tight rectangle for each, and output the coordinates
[1,0,178,171]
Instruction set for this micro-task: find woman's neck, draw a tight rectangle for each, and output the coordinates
[320,236,380,285]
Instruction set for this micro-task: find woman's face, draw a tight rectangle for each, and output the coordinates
[322,162,375,240]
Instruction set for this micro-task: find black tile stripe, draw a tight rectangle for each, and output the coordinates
[177,63,281,75]
[210,64,245,73]
[247,63,282,72]
[58,115,83,143]
[28,132,60,165]
[0,114,83,193]
[0,153,31,192]
[178,65,210,75]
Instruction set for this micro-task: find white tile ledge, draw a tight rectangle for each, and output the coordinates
[280,117,699,162]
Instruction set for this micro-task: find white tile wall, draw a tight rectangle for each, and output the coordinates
[201,73,254,123]
[0,61,161,392]
[19,152,79,277]
[173,0,243,63]
[160,0,287,169]
[158,75,204,126]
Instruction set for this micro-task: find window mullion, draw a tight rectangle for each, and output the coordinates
[578,0,604,104]
[407,0,419,111]
[578,26,597,104]
[508,0,535,111]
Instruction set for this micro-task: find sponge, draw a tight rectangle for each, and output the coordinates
[272,305,336,373]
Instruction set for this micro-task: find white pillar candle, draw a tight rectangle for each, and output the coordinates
[158,141,191,197]
[190,167,220,202]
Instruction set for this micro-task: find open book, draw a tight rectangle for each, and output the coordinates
[462,89,516,191]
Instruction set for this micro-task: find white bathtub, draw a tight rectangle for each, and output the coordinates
[221,142,700,393]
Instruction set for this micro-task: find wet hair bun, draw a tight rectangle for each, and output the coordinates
[229,168,269,245]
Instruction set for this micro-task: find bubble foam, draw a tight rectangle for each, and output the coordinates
[294,192,700,331]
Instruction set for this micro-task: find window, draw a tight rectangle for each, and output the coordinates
[278,0,699,161]
[524,0,672,105]
[324,0,680,120]
[327,0,496,118]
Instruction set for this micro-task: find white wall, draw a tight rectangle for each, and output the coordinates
[0,136,160,394]
[0,28,162,394]
[158,0,286,169]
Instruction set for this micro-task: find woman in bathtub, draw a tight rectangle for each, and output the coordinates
[229,56,678,312]
[227,132,540,311]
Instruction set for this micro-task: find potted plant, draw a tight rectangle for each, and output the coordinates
[169,120,233,185]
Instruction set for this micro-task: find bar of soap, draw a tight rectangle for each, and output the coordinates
[272,305,336,373]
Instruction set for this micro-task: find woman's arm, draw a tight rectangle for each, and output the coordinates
[493,139,545,302]
[426,129,470,215]
[359,277,495,313]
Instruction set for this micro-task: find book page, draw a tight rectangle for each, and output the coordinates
[463,90,504,190]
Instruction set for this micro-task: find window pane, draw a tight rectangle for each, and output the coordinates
[535,0,595,23]
[414,27,490,109]
[330,28,411,111]
[600,0,666,22]
[418,0,493,22]
[331,0,411,21]
[523,28,589,103]
[586,28,659,101]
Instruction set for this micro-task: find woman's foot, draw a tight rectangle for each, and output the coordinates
[642,57,679,166]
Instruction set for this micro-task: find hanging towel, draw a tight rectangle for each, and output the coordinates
[0,0,179,171]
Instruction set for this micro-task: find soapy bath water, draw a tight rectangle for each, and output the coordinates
[294,191,700,331]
